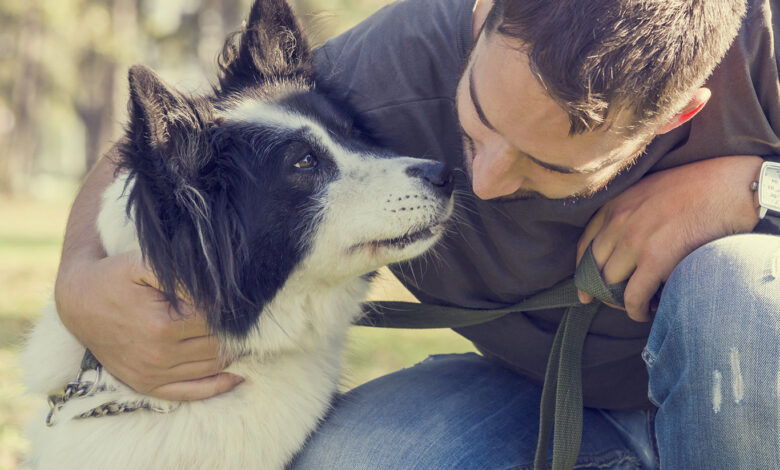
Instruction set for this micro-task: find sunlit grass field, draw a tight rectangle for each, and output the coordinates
[0,194,475,469]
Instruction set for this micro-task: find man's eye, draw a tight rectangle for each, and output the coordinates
[293,154,318,169]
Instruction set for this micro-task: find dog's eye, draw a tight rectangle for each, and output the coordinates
[293,154,318,169]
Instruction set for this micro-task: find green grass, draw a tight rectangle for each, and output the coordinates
[0,194,475,470]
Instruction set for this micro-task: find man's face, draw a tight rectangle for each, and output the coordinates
[455,29,650,201]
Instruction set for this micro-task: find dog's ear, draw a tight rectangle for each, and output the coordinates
[217,0,312,94]
[122,65,227,326]
[125,65,213,180]
[128,65,198,153]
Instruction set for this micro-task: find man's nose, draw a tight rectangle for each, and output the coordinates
[470,143,523,199]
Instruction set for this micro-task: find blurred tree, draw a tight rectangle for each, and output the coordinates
[0,2,44,193]
[0,0,391,196]
[75,0,132,171]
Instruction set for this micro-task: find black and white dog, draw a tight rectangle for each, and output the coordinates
[22,0,453,468]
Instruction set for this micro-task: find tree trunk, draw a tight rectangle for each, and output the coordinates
[75,49,118,173]
[1,11,42,194]
[76,0,140,174]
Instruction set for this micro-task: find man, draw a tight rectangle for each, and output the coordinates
[55,0,779,468]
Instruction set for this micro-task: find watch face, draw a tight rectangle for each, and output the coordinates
[759,163,780,212]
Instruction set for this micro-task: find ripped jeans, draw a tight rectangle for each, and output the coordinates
[292,234,780,469]
[643,233,780,467]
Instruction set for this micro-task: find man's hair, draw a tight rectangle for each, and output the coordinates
[484,0,747,135]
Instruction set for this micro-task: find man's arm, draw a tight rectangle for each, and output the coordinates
[54,145,242,400]
[576,155,763,321]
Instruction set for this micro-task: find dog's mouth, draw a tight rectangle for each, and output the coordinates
[352,220,446,252]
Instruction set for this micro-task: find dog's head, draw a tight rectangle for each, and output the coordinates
[117,0,453,341]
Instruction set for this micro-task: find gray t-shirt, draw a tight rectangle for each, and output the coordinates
[313,0,780,409]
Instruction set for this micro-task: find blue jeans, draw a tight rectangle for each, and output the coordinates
[292,234,780,469]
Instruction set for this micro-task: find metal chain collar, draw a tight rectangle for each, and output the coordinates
[72,398,152,420]
[45,366,179,426]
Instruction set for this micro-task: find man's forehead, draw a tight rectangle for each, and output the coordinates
[470,32,637,171]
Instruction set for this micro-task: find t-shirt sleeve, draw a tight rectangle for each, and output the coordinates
[647,0,780,234]
[310,0,473,167]
[751,0,780,160]
[311,0,472,116]
[650,0,779,169]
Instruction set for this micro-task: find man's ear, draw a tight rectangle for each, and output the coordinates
[217,0,311,94]
[472,0,496,39]
[656,87,712,135]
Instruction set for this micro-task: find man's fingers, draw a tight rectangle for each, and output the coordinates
[148,373,244,401]
[172,335,221,364]
[600,242,636,286]
[117,252,160,289]
[164,358,228,383]
[576,209,607,265]
[118,253,206,328]
[590,228,621,273]
[123,269,211,341]
[577,290,594,304]
[113,356,229,395]
[166,307,211,339]
[576,210,610,305]
[127,290,209,341]
[623,267,662,322]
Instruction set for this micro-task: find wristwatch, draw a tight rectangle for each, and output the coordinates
[756,161,780,219]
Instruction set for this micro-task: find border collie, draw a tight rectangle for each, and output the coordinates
[21,0,453,468]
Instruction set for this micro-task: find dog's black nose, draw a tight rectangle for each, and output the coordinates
[406,162,454,196]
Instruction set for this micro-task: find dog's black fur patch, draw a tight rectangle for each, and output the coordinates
[116,0,341,338]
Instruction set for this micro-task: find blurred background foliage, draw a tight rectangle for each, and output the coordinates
[0,1,476,468]
[0,0,401,196]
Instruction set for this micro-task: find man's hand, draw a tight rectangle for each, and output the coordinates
[576,156,763,322]
[55,252,243,401]
[54,151,241,401]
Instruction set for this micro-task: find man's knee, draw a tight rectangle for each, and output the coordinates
[660,234,779,324]
[645,234,779,388]
[647,233,780,470]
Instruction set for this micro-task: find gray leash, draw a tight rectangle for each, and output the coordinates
[356,243,626,470]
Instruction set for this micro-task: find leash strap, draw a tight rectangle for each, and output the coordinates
[534,247,625,470]
[356,243,626,470]
[356,277,580,328]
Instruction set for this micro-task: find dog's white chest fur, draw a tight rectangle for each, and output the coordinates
[22,176,368,470]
